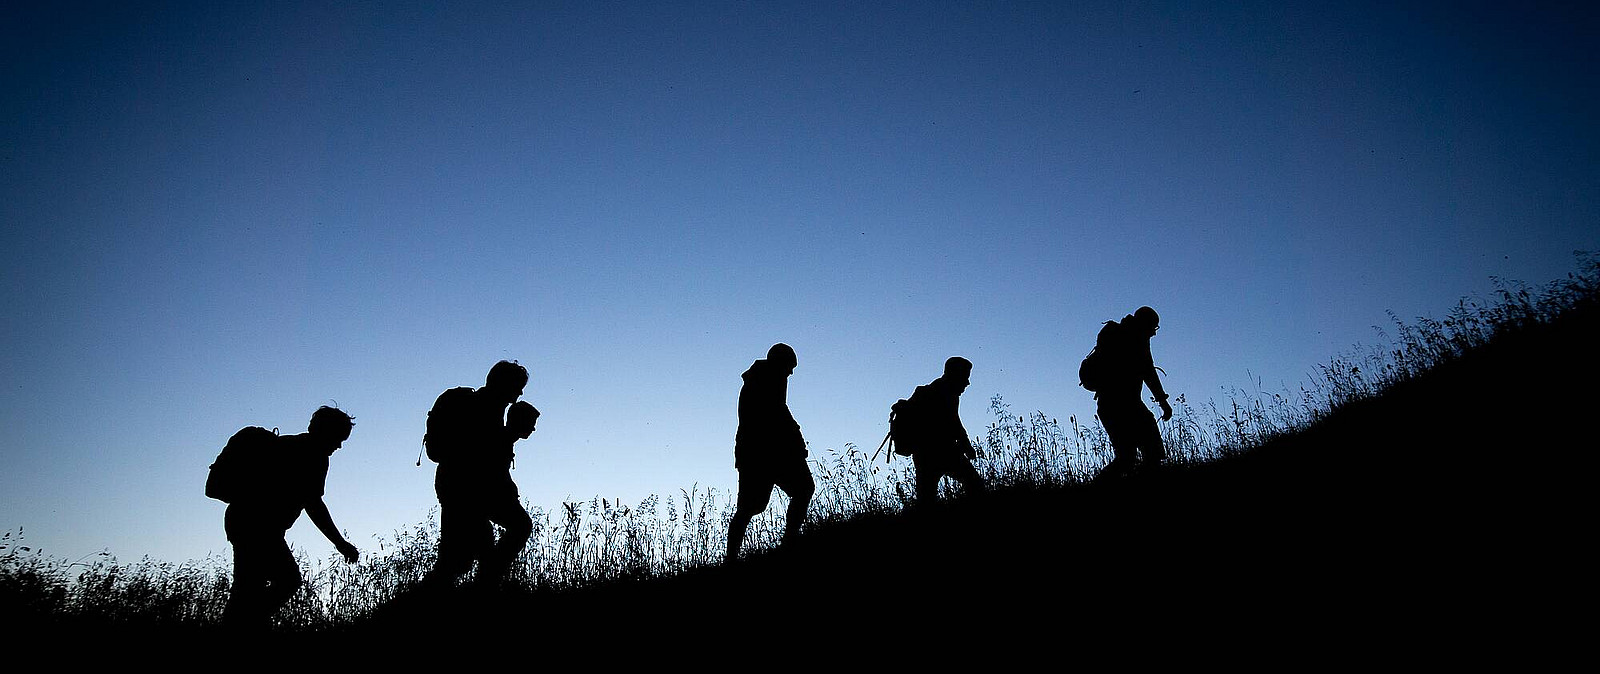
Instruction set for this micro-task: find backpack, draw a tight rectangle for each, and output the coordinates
[1078,320,1121,392]
[206,426,281,503]
[423,387,476,464]
[872,396,926,462]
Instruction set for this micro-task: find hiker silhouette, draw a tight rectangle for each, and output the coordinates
[210,406,360,628]
[1086,306,1173,480]
[904,357,988,503]
[726,343,814,561]
[423,361,538,587]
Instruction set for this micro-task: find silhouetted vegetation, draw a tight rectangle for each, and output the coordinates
[5,253,1595,644]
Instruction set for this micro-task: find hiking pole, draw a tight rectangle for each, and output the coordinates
[870,430,894,463]
[416,438,424,466]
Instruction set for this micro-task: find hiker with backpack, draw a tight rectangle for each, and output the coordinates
[207,405,360,627]
[726,343,814,561]
[1080,306,1173,480]
[423,360,538,586]
[899,357,987,503]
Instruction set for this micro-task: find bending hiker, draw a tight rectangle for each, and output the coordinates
[1081,306,1173,480]
[727,343,814,561]
[904,357,987,503]
[208,406,360,627]
[424,361,537,586]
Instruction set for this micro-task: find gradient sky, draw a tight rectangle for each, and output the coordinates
[3,1,1595,565]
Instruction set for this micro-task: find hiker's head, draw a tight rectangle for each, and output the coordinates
[1131,306,1160,337]
[943,356,973,391]
[767,343,797,375]
[507,401,539,440]
[485,360,529,404]
[307,406,355,452]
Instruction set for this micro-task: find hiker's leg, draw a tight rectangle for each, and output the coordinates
[481,496,532,581]
[775,462,815,543]
[913,452,947,503]
[259,535,302,616]
[947,454,987,495]
[727,470,774,560]
[223,538,265,626]
[1137,410,1165,469]
[431,498,491,582]
[1098,406,1139,480]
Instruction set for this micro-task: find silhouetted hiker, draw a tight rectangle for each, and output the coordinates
[727,343,814,561]
[423,361,538,587]
[901,357,987,503]
[207,406,360,628]
[1080,306,1173,480]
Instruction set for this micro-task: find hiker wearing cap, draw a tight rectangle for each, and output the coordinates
[726,343,814,561]
[1083,306,1172,480]
[905,357,987,503]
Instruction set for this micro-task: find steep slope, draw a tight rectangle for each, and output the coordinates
[347,296,1594,660]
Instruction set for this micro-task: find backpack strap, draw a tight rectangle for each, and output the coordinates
[871,429,895,463]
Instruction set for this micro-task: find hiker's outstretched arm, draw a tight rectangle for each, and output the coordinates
[306,497,359,563]
[953,408,974,458]
[1144,368,1173,420]
[1139,344,1173,420]
[1145,371,1167,401]
[1140,346,1168,402]
[946,391,973,457]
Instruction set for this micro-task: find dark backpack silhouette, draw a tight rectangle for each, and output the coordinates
[1078,320,1122,392]
[205,426,281,503]
[873,394,931,462]
[1082,318,1167,394]
[423,386,476,464]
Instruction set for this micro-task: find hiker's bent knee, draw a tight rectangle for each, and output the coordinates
[502,507,532,537]
[790,477,815,501]
[730,504,760,524]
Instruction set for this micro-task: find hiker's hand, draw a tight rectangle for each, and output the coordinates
[1158,399,1173,421]
[336,540,359,564]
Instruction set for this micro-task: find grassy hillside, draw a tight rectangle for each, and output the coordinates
[6,256,1594,658]
[335,258,1597,657]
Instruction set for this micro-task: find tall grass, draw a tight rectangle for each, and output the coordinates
[1,529,231,629]
[6,252,1595,631]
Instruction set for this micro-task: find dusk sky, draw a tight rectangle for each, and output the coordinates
[3,1,1595,565]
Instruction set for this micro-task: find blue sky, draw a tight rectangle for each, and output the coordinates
[3,1,1595,564]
